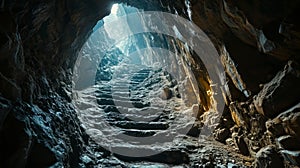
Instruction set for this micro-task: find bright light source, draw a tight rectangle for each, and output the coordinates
[111,4,119,15]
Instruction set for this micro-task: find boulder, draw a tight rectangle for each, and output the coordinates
[266,104,300,166]
[253,146,284,168]
[254,61,300,119]
[232,133,250,156]
[214,127,230,143]
[267,104,300,140]
[160,87,172,100]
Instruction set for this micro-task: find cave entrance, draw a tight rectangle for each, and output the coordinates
[72,3,220,158]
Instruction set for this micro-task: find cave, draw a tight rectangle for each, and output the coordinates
[1,0,300,167]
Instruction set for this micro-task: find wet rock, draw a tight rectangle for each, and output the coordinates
[254,61,300,119]
[253,145,284,168]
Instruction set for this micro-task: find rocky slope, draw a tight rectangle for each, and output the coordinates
[1,0,300,167]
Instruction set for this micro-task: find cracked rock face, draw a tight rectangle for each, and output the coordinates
[1,0,300,167]
[254,61,300,119]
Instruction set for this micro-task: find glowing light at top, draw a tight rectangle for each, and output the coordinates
[111,4,119,15]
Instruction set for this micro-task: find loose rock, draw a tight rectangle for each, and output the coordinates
[253,146,284,168]
[254,61,300,119]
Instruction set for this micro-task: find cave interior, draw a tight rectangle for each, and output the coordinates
[1,0,300,167]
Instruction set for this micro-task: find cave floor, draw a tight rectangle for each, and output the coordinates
[76,65,253,167]
[85,135,253,167]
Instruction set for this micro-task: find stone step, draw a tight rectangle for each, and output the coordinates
[97,98,150,108]
[110,83,138,88]
[96,93,142,102]
[132,72,150,78]
[109,147,189,165]
[121,129,156,137]
[104,111,131,121]
[101,106,170,120]
[96,86,111,92]
[102,105,166,113]
[95,91,113,99]
[96,90,131,96]
[111,72,150,80]
[110,121,169,130]
[96,92,148,102]
[104,113,168,123]
[132,69,152,74]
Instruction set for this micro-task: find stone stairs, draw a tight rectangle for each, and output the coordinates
[95,66,178,138]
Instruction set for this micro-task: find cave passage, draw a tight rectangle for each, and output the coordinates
[74,2,200,155]
[71,3,250,167]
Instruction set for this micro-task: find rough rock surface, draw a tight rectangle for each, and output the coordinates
[1,0,300,167]
[266,103,300,166]
[254,61,300,118]
[253,145,284,168]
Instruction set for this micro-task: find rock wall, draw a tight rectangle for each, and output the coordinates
[1,0,112,167]
[1,0,300,167]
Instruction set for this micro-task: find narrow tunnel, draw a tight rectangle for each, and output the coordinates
[1,0,300,167]
[73,3,225,164]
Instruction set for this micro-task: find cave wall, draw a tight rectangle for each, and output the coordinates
[1,0,300,167]
[0,0,112,167]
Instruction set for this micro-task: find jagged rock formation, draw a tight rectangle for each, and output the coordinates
[1,0,300,167]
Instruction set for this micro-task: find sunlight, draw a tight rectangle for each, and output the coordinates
[111,4,119,15]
